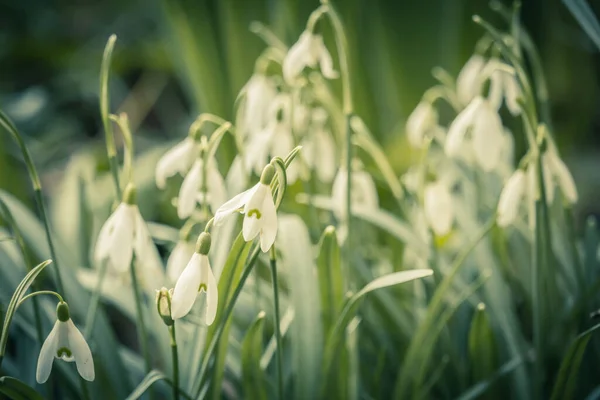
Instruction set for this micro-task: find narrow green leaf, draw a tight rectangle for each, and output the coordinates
[563,0,600,52]
[468,303,497,383]
[550,322,600,400]
[456,356,525,400]
[0,376,44,400]
[125,369,193,400]
[316,226,344,337]
[241,311,267,400]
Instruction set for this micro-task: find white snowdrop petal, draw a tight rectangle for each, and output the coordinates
[108,205,135,273]
[316,128,337,182]
[178,160,203,219]
[331,168,348,219]
[214,184,259,225]
[472,103,504,171]
[549,153,578,204]
[504,74,522,116]
[67,320,95,382]
[259,194,278,252]
[424,182,454,236]
[542,154,555,203]
[497,169,526,227]
[354,170,379,209]
[243,184,268,242]
[283,31,313,84]
[207,159,228,212]
[36,321,59,383]
[155,138,196,189]
[315,35,339,79]
[457,55,486,105]
[445,97,482,157]
[407,101,437,148]
[171,253,203,320]
[167,241,195,283]
[94,211,118,265]
[487,69,504,111]
[203,259,219,326]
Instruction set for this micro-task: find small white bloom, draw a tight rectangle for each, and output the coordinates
[283,30,338,84]
[543,150,578,204]
[497,169,527,227]
[214,166,278,252]
[302,107,337,182]
[424,181,454,236]
[456,55,486,106]
[445,96,505,171]
[37,303,94,384]
[331,164,379,220]
[406,101,438,148]
[171,248,218,324]
[239,74,278,138]
[487,60,522,116]
[94,185,165,280]
[177,157,227,219]
[155,137,197,189]
[167,240,195,283]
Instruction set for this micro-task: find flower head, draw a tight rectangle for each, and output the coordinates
[167,239,195,283]
[155,137,197,189]
[214,164,278,252]
[238,73,278,139]
[424,181,454,236]
[456,55,487,106]
[331,162,379,220]
[36,302,94,383]
[406,101,438,148]
[497,168,527,227]
[283,30,338,84]
[487,60,522,116]
[170,232,218,324]
[177,157,227,219]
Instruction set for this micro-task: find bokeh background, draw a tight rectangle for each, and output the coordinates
[1,0,599,223]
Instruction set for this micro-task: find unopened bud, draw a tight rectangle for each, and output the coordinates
[123,183,137,205]
[56,301,70,322]
[260,164,276,185]
[155,287,174,326]
[195,232,212,255]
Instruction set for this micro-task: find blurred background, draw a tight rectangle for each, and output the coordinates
[1,0,599,223]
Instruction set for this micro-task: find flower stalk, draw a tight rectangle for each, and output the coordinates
[270,245,284,400]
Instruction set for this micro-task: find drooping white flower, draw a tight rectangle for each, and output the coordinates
[406,101,438,148]
[424,181,454,236]
[214,164,278,252]
[37,302,94,384]
[245,94,298,183]
[445,96,505,171]
[171,232,218,324]
[167,240,195,283]
[177,157,227,219]
[497,169,527,227]
[302,107,337,182]
[456,55,487,106]
[283,30,338,84]
[542,150,578,204]
[155,137,197,189]
[238,73,278,139]
[487,59,522,116]
[94,184,165,280]
[331,163,379,220]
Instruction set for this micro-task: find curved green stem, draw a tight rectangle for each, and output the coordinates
[169,324,179,400]
[18,290,64,307]
[84,262,109,339]
[270,246,284,400]
[130,260,151,375]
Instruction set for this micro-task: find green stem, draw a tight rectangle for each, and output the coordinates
[18,290,64,307]
[170,324,179,400]
[270,246,284,400]
[193,246,261,398]
[84,262,109,339]
[130,261,151,375]
[0,110,66,297]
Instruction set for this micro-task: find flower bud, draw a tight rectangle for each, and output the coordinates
[123,183,137,205]
[155,287,174,326]
[195,232,212,255]
[260,164,276,185]
[56,301,70,322]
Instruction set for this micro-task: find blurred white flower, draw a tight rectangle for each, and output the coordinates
[171,233,218,324]
[239,73,278,139]
[167,240,195,283]
[456,55,486,106]
[177,157,227,219]
[155,137,197,189]
[542,150,578,204]
[245,95,298,183]
[406,101,438,148]
[424,181,454,236]
[94,185,165,280]
[445,96,505,171]
[497,169,527,227]
[331,164,379,220]
[214,165,278,252]
[37,302,94,384]
[487,60,522,116]
[283,30,338,84]
[302,107,337,182]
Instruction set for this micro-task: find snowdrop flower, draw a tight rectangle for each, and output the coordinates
[94,184,164,277]
[497,168,527,227]
[177,156,227,219]
[167,239,195,283]
[214,164,278,252]
[283,30,338,84]
[302,107,337,182]
[456,55,486,106]
[155,136,198,190]
[406,101,438,148]
[487,60,522,116]
[37,302,94,384]
[542,149,578,204]
[245,95,298,183]
[445,96,505,171]
[424,181,454,236]
[171,232,218,324]
[331,162,379,219]
[156,287,174,326]
[239,73,278,139]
